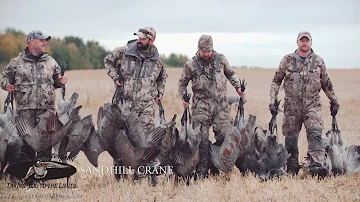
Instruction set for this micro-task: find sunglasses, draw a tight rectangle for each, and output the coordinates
[138,28,153,38]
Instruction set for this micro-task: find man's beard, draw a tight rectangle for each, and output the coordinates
[200,55,211,61]
[299,46,310,52]
[137,42,150,51]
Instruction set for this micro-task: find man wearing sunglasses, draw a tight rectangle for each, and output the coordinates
[0,30,68,164]
[104,26,167,133]
[178,35,245,179]
[269,31,339,178]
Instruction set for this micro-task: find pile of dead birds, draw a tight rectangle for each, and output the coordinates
[0,92,93,177]
[0,89,359,186]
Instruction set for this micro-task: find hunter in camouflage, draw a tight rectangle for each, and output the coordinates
[269,31,339,177]
[104,26,168,132]
[0,30,67,162]
[178,35,245,178]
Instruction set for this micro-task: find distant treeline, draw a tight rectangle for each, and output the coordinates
[161,53,189,68]
[0,28,189,72]
[0,28,108,71]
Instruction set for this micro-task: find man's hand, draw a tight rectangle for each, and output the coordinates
[269,104,278,116]
[237,88,245,99]
[154,94,163,103]
[6,83,14,92]
[59,75,68,85]
[183,101,189,109]
[330,102,339,117]
[115,80,123,86]
[182,93,191,109]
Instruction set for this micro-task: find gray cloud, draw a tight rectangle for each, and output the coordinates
[1,0,358,35]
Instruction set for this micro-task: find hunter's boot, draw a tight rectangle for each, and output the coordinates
[195,137,210,180]
[307,128,328,179]
[285,136,300,175]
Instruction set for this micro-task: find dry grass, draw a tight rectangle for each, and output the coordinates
[1,68,360,202]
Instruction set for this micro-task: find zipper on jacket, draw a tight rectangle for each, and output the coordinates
[34,60,39,109]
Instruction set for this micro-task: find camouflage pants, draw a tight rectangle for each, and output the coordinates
[282,97,325,173]
[192,97,232,174]
[17,108,55,162]
[131,99,156,133]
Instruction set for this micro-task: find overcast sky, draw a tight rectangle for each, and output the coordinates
[1,0,359,68]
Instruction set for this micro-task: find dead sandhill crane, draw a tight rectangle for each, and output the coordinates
[234,98,290,180]
[15,106,82,153]
[209,80,254,177]
[320,117,360,176]
[82,102,175,174]
[210,113,256,176]
[0,106,21,177]
[240,125,290,180]
[112,103,170,168]
[51,92,93,164]
[169,107,201,185]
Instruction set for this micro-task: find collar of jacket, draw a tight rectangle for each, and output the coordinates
[125,42,160,61]
[20,47,49,62]
[293,48,315,61]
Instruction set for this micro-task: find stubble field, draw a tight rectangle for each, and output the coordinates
[0,68,359,202]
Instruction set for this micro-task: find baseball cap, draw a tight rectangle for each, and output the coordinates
[134,27,156,40]
[26,30,51,43]
[297,31,312,41]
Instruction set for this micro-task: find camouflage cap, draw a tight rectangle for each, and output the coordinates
[134,27,156,40]
[198,35,213,51]
[26,30,51,43]
[297,31,312,41]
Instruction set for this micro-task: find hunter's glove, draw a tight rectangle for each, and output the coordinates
[182,93,191,102]
[330,102,339,117]
[269,104,278,116]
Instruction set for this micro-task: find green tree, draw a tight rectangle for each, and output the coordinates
[163,53,189,67]
[63,36,85,48]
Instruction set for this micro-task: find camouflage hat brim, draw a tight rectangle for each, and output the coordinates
[134,32,147,39]
[43,35,51,41]
[297,34,311,41]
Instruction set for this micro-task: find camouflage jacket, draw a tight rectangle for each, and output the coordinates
[104,41,167,105]
[0,48,62,110]
[269,49,338,105]
[178,51,241,102]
